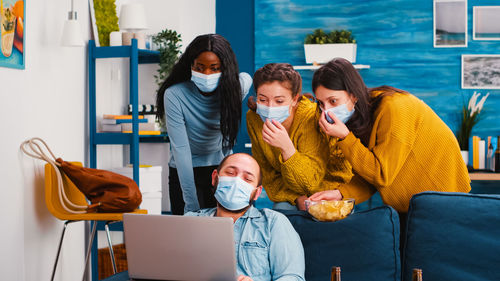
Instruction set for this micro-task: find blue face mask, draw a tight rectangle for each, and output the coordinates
[324,103,355,124]
[214,176,255,211]
[191,70,221,93]
[256,104,290,123]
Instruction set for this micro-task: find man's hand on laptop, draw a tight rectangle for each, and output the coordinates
[238,275,254,281]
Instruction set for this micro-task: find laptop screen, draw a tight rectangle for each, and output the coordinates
[123,214,237,281]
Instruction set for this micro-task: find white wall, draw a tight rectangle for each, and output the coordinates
[0,0,214,280]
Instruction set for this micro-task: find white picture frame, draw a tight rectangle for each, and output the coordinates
[462,54,500,89]
[88,0,100,46]
[433,0,468,48]
[473,6,500,41]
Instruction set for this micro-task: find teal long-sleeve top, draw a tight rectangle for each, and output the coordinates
[164,73,252,213]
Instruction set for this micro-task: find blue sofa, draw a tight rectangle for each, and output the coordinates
[281,191,500,281]
[103,192,500,281]
[402,192,500,281]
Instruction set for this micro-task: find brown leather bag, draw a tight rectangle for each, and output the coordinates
[56,158,142,213]
[21,138,142,213]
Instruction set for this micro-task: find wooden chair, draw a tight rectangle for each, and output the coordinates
[45,162,147,281]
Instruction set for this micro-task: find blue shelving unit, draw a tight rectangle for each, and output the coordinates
[88,39,168,280]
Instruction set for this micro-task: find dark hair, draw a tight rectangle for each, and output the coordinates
[155,34,242,148]
[217,153,262,186]
[248,63,302,111]
[312,58,407,145]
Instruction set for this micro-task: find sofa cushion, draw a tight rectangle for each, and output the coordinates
[280,206,401,281]
[403,192,500,281]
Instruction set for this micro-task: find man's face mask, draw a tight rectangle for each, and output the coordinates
[214,176,255,211]
[191,70,221,93]
[256,104,290,123]
[324,103,355,124]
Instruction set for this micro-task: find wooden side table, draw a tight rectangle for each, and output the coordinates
[469,173,500,181]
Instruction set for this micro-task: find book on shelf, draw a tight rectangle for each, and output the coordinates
[101,124,122,132]
[478,140,485,170]
[103,114,145,120]
[468,135,498,171]
[102,118,148,125]
[122,130,162,135]
[121,122,157,132]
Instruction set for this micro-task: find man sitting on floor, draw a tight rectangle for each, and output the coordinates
[186,153,305,281]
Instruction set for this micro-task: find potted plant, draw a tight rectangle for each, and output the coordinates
[304,29,357,64]
[153,29,182,87]
[152,28,182,131]
[455,91,489,165]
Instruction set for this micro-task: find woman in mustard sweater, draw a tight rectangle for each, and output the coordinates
[247,63,353,211]
[308,58,471,214]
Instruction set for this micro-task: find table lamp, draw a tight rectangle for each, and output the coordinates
[119,3,148,32]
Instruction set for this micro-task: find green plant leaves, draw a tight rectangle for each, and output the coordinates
[304,28,356,44]
[152,29,182,87]
[93,0,119,47]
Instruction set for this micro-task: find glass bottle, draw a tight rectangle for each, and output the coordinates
[412,268,423,281]
[331,266,341,281]
[495,136,500,173]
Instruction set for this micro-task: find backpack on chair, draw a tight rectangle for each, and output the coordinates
[21,137,142,213]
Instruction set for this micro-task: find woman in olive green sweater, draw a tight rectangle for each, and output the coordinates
[308,58,471,213]
[247,63,353,211]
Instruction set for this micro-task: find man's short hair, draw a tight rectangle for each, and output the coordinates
[217,153,262,186]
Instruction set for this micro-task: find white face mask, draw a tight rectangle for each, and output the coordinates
[256,104,290,123]
[214,176,255,211]
[324,103,355,124]
[191,70,221,93]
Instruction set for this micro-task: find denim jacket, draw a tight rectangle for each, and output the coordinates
[186,206,305,281]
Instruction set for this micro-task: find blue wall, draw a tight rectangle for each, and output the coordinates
[216,0,254,154]
[254,0,500,138]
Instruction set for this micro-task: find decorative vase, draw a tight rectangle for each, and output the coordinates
[461,150,469,166]
[303,43,357,64]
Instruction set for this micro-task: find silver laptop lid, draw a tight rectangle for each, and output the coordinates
[123,213,236,281]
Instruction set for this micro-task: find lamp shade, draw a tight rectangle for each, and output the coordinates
[62,19,84,46]
[119,4,148,31]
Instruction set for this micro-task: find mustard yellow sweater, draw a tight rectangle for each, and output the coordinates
[247,97,353,205]
[336,91,471,212]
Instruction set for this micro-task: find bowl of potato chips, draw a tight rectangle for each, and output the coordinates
[305,199,355,222]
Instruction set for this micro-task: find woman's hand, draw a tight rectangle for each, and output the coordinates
[308,190,343,201]
[262,119,296,161]
[319,111,350,139]
[295,195,308,211]
[238,275,254,281]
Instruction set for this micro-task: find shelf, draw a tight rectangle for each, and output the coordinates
[91,45,160,64]
[293,64,370,70]
[470,172,500,181]
[93,133,169,144]
[139,134,170,143]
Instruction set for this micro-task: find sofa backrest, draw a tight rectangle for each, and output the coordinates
[403,191,500,281]
[281,206,401,281]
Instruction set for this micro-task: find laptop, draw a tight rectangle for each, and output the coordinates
[123,213,237,281]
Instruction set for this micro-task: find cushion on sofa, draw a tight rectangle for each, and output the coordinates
[280,206,401,281]
[403,192,500,281]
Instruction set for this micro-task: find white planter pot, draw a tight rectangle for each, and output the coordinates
[461,150,469,166]
[304,43,357,64]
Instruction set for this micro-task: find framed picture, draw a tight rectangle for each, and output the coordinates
[433,0,467,48]
[0,0,25,69]
[88,0,119,46]
[462,55,500,89]
[473,6,500,41]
